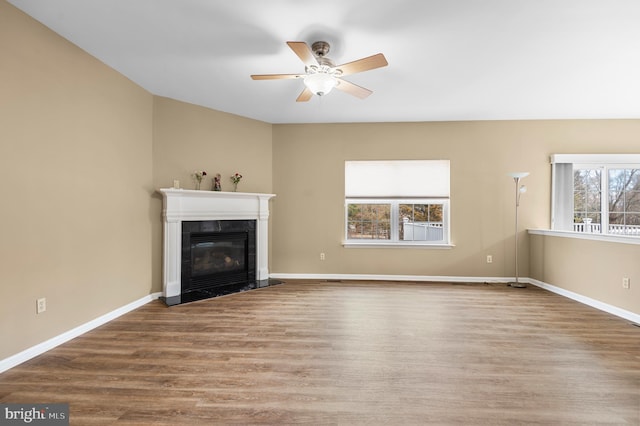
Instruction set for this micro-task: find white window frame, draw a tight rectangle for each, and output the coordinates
[343,160,452,248]
[551,154,640,238]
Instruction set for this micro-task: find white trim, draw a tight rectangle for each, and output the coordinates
[0,292,162,374]
[550,153,640,164]
[528,228,640,245]
[270,273,506,283]
[342,242,455,249]
[528,279,640,325]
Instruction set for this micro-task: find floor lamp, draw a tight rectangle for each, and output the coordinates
[508,172,529,288]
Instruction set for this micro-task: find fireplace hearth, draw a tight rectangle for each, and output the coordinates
[159,189,278,306]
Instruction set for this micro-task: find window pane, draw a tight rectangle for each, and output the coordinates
[608,169,627,213]
[573,168,601,232]
[574,192,586,213]
[607,168,640,235]
[627,191,640,213]
[399,203,444,241]
[585,170,601,191]
[347,204,391,240]
[627,213,640,225]
[609,213,640,235]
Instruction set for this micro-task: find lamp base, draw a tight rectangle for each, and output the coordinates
[508,282,526,288]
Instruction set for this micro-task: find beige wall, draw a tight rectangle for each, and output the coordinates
[0,2,154,358]
[151,97,273,291]
[529,234,640,315]
[151,97,273,194]
[271,120,640,298]
[272,121,540,277]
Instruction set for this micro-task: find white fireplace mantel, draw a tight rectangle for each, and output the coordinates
[159,188,276,299]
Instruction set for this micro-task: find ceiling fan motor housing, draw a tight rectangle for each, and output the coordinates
[306,42,341,76]
[311,41,330,57]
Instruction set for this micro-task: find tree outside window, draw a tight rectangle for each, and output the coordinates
[573,169,601,225]
[608,168,640,233]
[347,204,390,240]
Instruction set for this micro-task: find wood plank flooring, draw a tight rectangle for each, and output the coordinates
[1,280,639,425]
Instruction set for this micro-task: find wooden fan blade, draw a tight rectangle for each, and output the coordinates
[335,79,372,99]
[296,87,314,102]
[251,74,303,80]
[335,53,388,76]
[287,41,318,67]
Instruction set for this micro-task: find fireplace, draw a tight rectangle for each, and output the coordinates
[182,220,256,295]
[159,189,277,306]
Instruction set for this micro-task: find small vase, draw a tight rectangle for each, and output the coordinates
[232,182,238,192]
[195,181,201,190]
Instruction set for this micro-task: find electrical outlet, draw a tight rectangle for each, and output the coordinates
[622,277,630,289]
[320,252,325,261]
[486,255,493,264]
[36,298,46,314]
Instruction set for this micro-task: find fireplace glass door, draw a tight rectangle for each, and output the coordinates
[181,220,256,295]
[191,233,246,277]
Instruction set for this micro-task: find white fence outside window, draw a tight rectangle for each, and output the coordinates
[402,220,444,241]
[573,221,640,236]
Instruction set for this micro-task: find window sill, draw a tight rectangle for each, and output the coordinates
[342,241,455,249]
[528,229,640,246]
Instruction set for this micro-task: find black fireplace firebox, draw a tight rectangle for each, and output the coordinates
[182,220,256,291]
[188,232,248,287]
[173,220,258,304]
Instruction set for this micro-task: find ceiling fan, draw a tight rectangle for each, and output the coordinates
[251,41,388,102]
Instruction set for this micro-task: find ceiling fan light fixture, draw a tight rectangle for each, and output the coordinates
[303,72,337,96]
[251,41,388,101]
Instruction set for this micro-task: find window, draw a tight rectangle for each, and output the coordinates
[347,203,391,240]
[551,154,640,236]
[344,160,451,246]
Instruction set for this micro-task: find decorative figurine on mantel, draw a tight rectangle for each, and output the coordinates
[230,172,243,192]
[212,173,222,191]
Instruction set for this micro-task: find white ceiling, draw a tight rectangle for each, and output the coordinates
[8,0,640,124]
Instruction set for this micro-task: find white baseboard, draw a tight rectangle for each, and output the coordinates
[528,278,640,325]
[270,273,509,284]
[271,273,640,324]
[0,292,162,374]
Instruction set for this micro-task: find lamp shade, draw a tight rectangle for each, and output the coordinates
[304,73,337,96]
[507,172,530,179]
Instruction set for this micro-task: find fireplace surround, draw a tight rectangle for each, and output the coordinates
[159,189,276,305]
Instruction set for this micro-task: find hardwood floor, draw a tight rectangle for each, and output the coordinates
[1,280,639,425]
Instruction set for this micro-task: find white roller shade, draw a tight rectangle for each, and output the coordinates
[551,162,574,231]
[345,160,450,198]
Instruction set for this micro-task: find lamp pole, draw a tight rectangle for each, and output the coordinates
[507,172,529,288]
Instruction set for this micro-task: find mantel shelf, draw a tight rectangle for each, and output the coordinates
[159,188,276,199]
